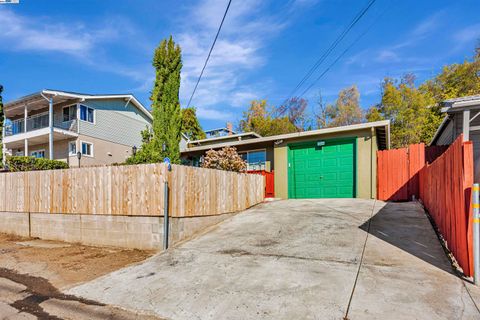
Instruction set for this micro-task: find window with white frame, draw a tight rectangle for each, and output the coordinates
[238,150,266,170]
[31,150,45,159]
[63,105,77,122]
[79,105,94,123]
[81,142,93,157]
[69,141,77,155]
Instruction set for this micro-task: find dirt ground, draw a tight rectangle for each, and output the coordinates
[0,233,160,319]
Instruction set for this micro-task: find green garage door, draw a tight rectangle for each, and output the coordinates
[288,138,356,198]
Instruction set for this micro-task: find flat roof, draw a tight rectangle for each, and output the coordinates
[4,89,152,120]
[182,120,390,153]
[189,132,262,145]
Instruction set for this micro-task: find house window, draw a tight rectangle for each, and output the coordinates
[63,105,77,122]
[69,141,77,155]
[81,142,93,157]
[238,150,267,170]
[79,105,94,123]
[31,150,45,159]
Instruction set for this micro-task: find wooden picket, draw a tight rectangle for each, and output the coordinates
[377,143,448,201]
[0,163,265,218]
[419,135,474,276]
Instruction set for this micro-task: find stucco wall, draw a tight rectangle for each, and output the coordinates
[14,139,73,161]
[72,135,134,167]
[273,128,377,199]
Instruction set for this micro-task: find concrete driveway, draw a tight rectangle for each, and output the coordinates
[68,199,480,319]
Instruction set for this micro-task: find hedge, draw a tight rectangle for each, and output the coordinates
[6,156,69,172]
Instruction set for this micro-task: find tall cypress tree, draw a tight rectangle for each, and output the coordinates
[150,36,182,163]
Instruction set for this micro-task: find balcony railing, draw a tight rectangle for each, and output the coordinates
[4,112,77,137]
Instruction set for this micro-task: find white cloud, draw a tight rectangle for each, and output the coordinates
[454,23,480,44]
[0,9,124,58]
[178,0,287,120]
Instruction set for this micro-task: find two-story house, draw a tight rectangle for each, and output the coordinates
[2,90,152,166]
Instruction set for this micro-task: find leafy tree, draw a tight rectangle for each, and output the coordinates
[201,147,246,172]
[325,85,364,127]
[277,97,309,130]
[366,75,440,148]
[367,45,480,148]
[181,107,206,140]
[127,36,182,164]
[239,100,298,137]
[420,47,480,104]
[0,85,3,164]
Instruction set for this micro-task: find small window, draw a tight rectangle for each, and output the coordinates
[31,150,45,159]
[63,105,77,122]
[69,142,77,155]
[79,105,94,123]
[248,151,266,164]
[81,142,93,157]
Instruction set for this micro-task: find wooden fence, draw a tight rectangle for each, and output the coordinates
[419,135,474,276]
[377,143,448,201]
[0,163,265,218]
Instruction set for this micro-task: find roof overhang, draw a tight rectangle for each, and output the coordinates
[4,90,152,120]
[188,132,262,146]
[182,120,390,153]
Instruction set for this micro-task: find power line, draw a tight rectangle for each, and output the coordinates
[298,4,390,98]
[282,0,377,104]
[186,0,232,108]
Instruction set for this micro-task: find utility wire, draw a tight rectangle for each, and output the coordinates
[186,0,232,108]
[282,0,377,104]
[298,4,390,98]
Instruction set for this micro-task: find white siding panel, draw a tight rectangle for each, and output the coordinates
[78,99,151,147]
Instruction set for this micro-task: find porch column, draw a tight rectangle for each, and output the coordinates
[24,104,28,133]
[463,109,470,142]
[48,97,53,159]
[24,104,29,157]
[2,119,5,167]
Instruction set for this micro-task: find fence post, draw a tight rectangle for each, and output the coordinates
[163,180,169,250]
[473,183,480,285]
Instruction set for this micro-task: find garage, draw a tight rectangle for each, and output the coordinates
[288,138,356,198]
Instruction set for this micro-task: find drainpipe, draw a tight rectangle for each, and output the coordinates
[48,97,53,159]
[40,92,56,160]
[24,104,28,156]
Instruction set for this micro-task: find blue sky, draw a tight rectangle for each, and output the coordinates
[1,0,479,130]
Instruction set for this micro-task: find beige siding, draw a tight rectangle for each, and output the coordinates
[73,135,134,167]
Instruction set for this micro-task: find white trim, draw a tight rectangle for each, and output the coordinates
[79,104,95,125]
[3,127,78,144]
[5,90,153,122]
[62,104,77,123]
[80,140,94,157]
[68,141,77,156]
[190,132,262,145]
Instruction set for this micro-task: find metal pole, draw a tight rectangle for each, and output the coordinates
[163,181,169,250]
[48,97,54,160]
[473,183,480,284]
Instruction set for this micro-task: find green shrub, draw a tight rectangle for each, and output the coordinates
[6,156,69,172]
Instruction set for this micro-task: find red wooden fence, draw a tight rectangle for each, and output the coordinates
[419,135,474,276]
[248,170,275,198]
[377,144,449,201]
[377,136,474,276]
